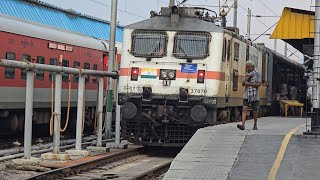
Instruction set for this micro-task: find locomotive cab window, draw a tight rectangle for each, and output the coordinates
[131,30,168,58]
[173,32,211,59]
[21,54,30,80]
[5,52,16,79]
[36,56,45,80]
[62,60,69,82]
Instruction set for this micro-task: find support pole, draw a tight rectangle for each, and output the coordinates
[313,0,320,110]
[274,39,277,52]
[284,43,288,57]
[97,77,104,147]
[169,0,175,7]
[247,8,251,40]
[76,76,85,150]
[24,71,34,159]
[53,73,62,154]
[105,0,118,139]
[312,0,320,130]
[233,0,238,28]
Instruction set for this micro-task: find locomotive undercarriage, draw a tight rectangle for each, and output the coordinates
[119,93,217,146]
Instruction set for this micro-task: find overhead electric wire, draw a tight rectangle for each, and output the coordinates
[252,21,278,42]
[87,0,147,20]
[237,3,269,28]
[257,0,278,16]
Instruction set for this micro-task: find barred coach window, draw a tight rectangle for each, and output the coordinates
[173,32,211,59]
[131,30,168,58]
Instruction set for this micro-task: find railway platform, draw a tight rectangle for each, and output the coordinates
[164,116,316,180]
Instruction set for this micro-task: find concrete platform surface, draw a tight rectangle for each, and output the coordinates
[164,117,309,180]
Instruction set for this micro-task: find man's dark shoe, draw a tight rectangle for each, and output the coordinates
[253,126,258,130]
[237,124,245,130]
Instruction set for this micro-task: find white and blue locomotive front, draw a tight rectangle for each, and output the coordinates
[118,7,225,146]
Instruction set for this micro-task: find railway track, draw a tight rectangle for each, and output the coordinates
[24,146,178,180]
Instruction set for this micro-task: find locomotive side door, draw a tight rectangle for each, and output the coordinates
[224,36,232,99]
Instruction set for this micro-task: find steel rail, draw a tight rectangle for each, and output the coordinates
[24,146,144,180]
[0,59,118,78]
[129,160,172,180]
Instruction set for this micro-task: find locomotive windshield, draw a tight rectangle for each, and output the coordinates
[173,32,211,59]
[131,30,168,58]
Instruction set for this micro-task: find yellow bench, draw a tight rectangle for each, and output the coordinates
[280,100,304,117]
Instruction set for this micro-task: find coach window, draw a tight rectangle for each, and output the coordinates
[36,56,45,80]
[84,63,90,83]
[93,64,98,84]
[5,52,16,79]
[131,30,168,58]
[234,42,239,61]
[173,32,211,59]
[73,61,80,83]
[222,38,227,61]
[49,58,57,82]
[62,60,69,82]
[233,70,239,91]
[21,54,30,79]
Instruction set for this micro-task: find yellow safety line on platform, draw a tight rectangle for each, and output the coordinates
[268,124,304,180]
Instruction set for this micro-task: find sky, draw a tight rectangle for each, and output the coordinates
[40,0,313,62]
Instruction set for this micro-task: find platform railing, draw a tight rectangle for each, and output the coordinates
[0,59,118,159]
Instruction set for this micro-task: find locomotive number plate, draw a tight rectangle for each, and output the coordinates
[189,89,207,93]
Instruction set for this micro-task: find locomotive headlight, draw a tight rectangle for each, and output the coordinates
[161,70,168,79]
[168,71,175,79]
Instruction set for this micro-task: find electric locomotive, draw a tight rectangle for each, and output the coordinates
[117,6,305,146]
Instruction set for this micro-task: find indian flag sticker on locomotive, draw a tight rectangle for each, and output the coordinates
[181,63,198,73]
[141,68,157,79]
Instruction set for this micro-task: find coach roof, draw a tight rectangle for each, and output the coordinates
[0,14,107,51]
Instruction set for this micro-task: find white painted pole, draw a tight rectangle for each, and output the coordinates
[53,73,62,154]
[76,76,85,150]
[0,59,118,78]
[24,71,34,159]
[97,77,104,147]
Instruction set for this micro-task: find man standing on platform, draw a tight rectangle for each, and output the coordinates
[237,60,261,130]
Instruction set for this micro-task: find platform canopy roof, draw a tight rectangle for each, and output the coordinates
[270,7,314,56]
